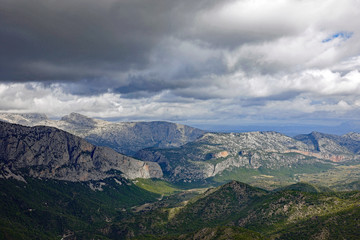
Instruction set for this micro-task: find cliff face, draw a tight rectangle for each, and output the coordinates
[0,112,205,156]
[0,121,162,181]
[135,131,360,182]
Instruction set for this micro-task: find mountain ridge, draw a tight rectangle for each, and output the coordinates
[2,112,360,190]
[0,112,205,156]
[135,131,353,183]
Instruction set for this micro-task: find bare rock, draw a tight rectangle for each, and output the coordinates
[0,121,162,181]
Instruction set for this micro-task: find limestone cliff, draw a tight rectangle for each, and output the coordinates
[0,121,162,181]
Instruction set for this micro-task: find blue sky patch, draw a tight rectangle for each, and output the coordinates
[322,32,353,43]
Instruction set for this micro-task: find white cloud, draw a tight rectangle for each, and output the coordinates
[2,0,360,127]
[0,83,216,121]
[188,0,360,47]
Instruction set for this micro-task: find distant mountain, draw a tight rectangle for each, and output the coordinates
[294,131,360,157]
[135,131,354,183]
[0,112,205,156]
[0,121,162,182]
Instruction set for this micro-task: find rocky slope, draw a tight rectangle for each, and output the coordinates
[294,131,360,159]
[0,112,205,156]
[0,121,162,181]
[136,131,351,182]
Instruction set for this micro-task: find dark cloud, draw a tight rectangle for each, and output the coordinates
[0,0,231,99]
[115,74,182,94]
[1,0,360,127]
[0,0,202,81]
[240,91,303,107]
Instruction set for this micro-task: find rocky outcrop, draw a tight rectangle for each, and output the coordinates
[213,151,229,158]
[0,112,205,156]
[0,121,162,181]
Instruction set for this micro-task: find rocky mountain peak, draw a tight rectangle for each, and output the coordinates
[308,131,333,139]
[222,180,250,190]
[60,112,97,128]
[295,131,360,156]
[221,180,265,195]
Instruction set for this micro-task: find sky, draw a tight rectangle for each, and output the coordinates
[1,0,360,133]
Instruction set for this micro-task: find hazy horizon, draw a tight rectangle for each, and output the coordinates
[2,111,359,137]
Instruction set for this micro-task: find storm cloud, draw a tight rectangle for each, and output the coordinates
[1,0,360,128]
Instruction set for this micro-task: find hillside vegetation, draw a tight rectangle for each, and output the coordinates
[109,181,360,239]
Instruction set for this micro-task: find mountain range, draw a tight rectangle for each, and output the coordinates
[0,113,360,239]
[2,112,360,188]
[136,131,360,187]
[0,112,205,156]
